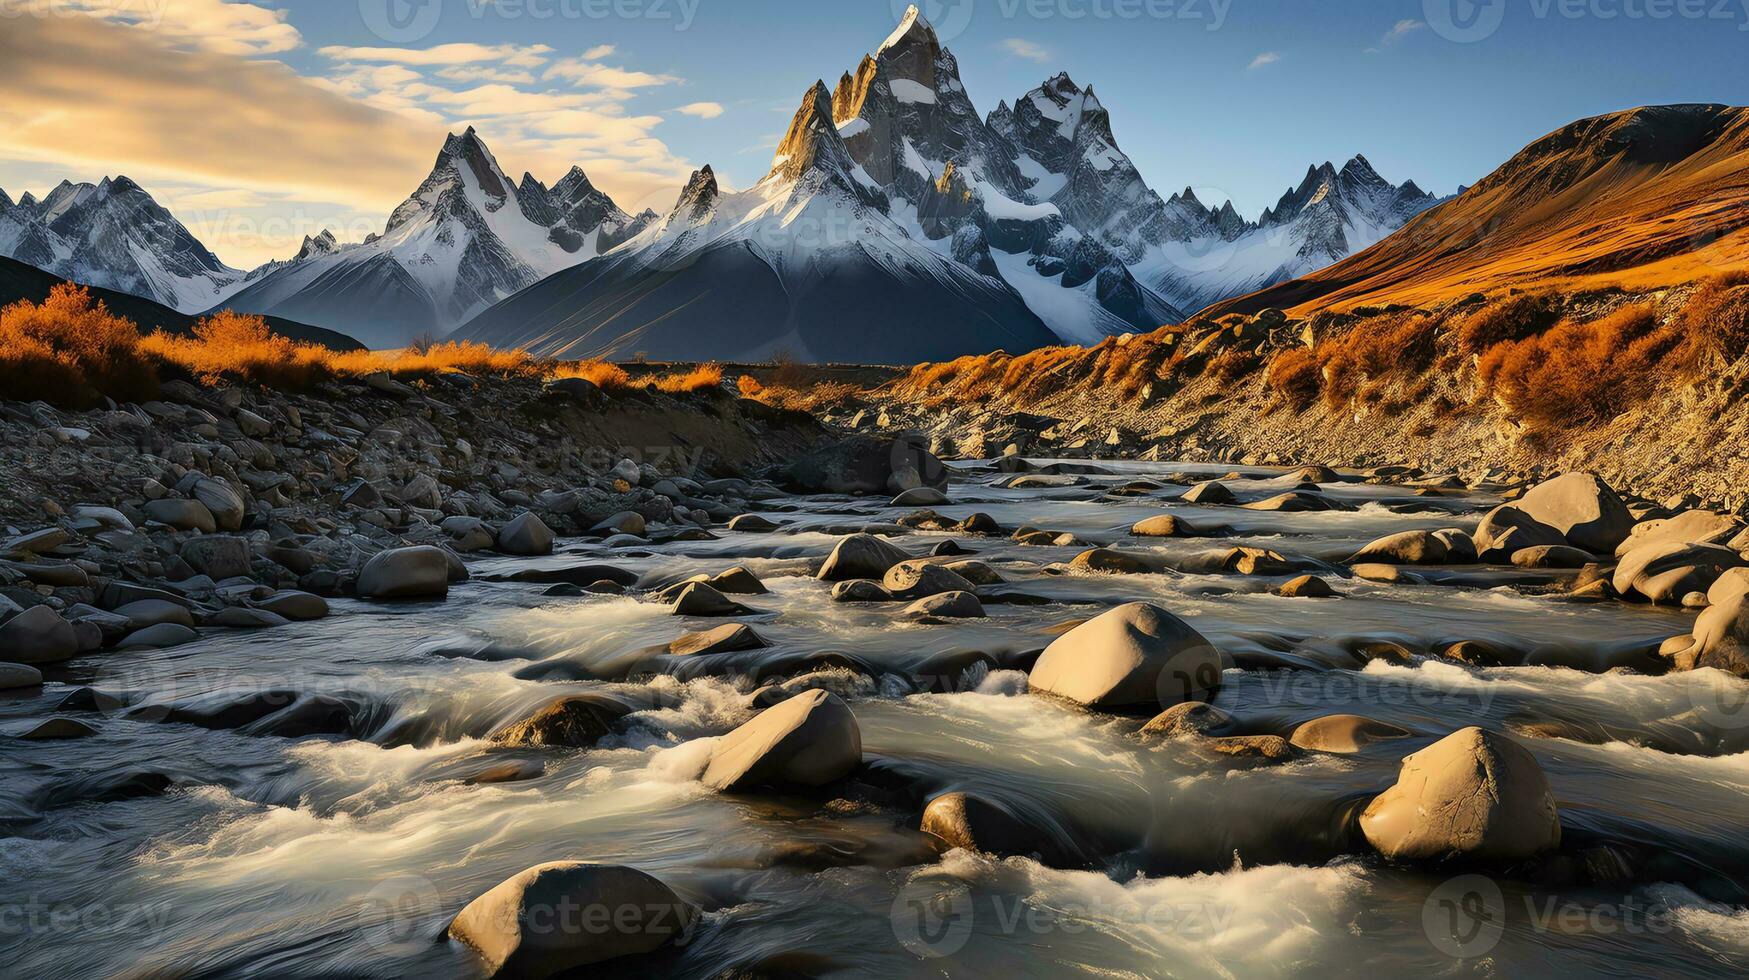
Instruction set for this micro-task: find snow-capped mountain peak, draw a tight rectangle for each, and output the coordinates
[222,129,648,347]
[0,173,245,313]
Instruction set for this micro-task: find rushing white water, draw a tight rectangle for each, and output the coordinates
[3,459,1746,977]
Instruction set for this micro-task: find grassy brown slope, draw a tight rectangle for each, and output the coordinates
[1203,104,1749,318]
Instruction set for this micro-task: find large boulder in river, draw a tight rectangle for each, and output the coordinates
[1614,542,1746,605]
[782,435,948,496]
[357,546,451,600]
[491,695,632,748]
[1029,602,1224,711]
[702,690,861,791]
[1669,588,1749,676]
[1360,727,1561,863]
[1347,530,1455,565]
[448,862,697,977]
[1132,514,1201,538]
[1473,505,1567,564]
[1180,481,1236,505]
[1616,509,1747,558]
[883,560,976,600]
[1514,473,1634,553]
[921,792,1062,863]
[0,606,78,664]
[817,534,909,582]
[1290,714,1412,753]
[497,513,555,556]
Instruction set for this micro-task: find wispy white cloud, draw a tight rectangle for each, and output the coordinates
[676,102,725,119]
[1248,51,1282,70]
[543,57,679,90]
[1367,19,1426,52]
[999,38,1053,63]
[319,43,554,68]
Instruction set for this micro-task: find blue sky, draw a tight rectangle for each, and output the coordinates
[5,0,1746,267]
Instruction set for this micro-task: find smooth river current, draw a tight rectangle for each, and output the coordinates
[4,460,1748,978]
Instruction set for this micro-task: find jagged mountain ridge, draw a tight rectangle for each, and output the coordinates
[451,80,1062,364]
[222,128,653,348]
[0,176,246,313]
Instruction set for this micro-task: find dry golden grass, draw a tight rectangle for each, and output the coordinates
[551,359,633,390]
[650,362,724,394]
[0,286,733,407]
[1476,303,1678,429]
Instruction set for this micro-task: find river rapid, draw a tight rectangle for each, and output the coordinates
[5,459,1749,978]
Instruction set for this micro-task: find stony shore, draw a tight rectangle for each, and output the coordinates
[0,371,829,670]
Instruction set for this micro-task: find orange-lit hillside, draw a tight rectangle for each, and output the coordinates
[1204,104,1749,318]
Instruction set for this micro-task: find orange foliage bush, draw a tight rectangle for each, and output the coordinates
[142,310,325,388]
[0,284,157,406]
[549,359,633,390]
[1672,272,1749,368]
[1454,292,1561,353]
[1318,313,1439,408]
[1265,347,1321,409]
[1476,304,1678,428]
[651,362,724,394]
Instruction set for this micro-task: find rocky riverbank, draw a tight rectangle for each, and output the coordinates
[837,285,1749,514]
[0,371,833,674]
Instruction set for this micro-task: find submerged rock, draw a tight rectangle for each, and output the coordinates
[669,623,767,656]
[491,695,632,748]
[1289,714,1412,753]
[1360,727,1560,862]
[921,792,1064,863]
[448,862,697,977]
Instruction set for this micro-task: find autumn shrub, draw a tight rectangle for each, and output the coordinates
[142,310,328,388]
[0,284,157,406]
[1265,347,1321,409]
[651,362,724,394]
[1476,304,1679,429]
[1319,313,1438,408]
[1453,292,1561,353]
[1671,272,1749,369]
[551,359,633,390]
[1204,345,1262,384]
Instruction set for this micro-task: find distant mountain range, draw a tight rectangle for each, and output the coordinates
[1,5,1447,358]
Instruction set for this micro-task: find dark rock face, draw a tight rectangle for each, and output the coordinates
[782,436,949,496]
